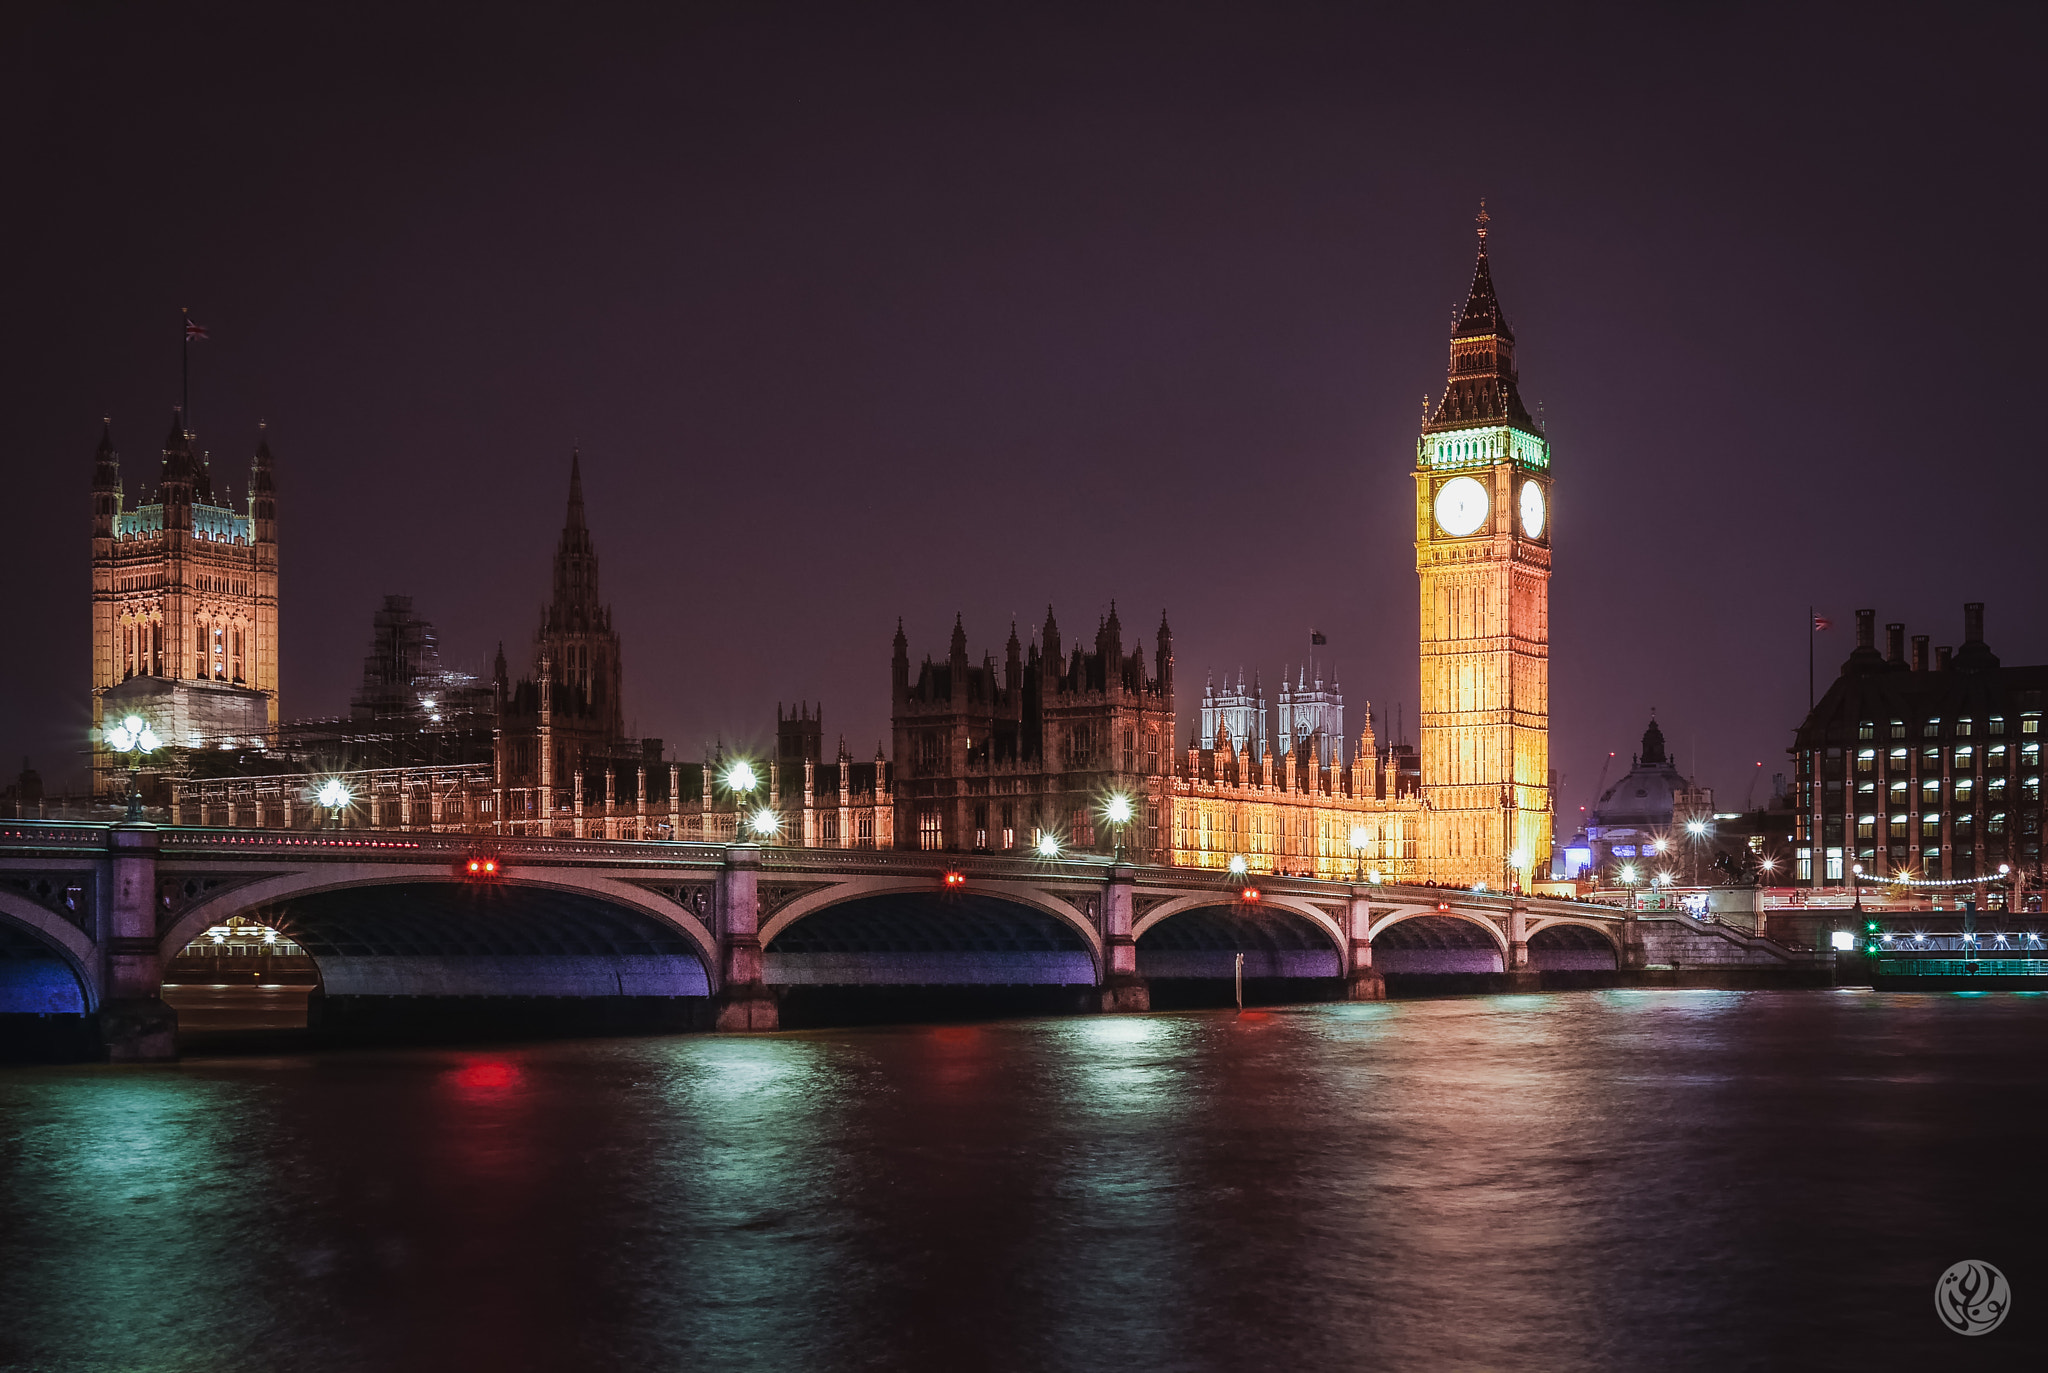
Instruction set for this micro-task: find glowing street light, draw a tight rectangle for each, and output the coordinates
[749,807,781,840]
[315,777,352,829]
[1036,831,1061,859]
[1227,854,1248,877]
[104,712,163,821]
[1103,792,1134,860]
[723,760,761,843]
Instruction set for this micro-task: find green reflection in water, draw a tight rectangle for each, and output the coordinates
[0,1069,283,1370]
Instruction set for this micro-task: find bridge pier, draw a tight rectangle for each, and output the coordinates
[1505,898,1540,991]
[102,823,178,1061]
[1344,891,1385,1000]
[714,844,778,1031]
[1097,863,1149,1012]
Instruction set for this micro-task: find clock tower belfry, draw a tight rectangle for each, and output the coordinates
[1414,205,1552,889]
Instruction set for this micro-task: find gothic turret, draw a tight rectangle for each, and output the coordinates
[158,409,195,529]
[248,424,277,546]
[91,420,121,539]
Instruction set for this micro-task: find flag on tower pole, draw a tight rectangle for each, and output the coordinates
[1808,607,1831,710]
[1310,629,1327,646]
[180,309,208,425]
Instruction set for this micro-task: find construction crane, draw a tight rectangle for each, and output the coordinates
[1742,760,1764,812]
[1590,750,1617,807]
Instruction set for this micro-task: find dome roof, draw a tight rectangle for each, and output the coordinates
[1590,718,1687,829]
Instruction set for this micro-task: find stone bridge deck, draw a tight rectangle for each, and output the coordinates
[0,821,1823,1058]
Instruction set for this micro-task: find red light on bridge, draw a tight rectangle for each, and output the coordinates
[942,870,967,889]
[1239,886,1260,903]
[461,855,501,881]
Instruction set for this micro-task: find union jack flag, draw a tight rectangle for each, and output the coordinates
[1813,614,1832,632]
[184,318,208,342]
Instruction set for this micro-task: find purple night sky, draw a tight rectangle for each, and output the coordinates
[7,4,2046,833]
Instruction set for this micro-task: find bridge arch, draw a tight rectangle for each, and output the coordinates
[1367,905,1510,950]
[1134,896,1345,980]
[160,865,719,982]
[0,892,97,1014]
[759,877,1104,964]
[1367,907,1509,975]
[762,883,1100,987]
[1526,918,1622,971]
[160,867,720,1000]
[1132,892,1345,950]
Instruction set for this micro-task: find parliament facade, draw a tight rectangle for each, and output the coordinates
[91,214,1559,889]
[886,211,1554,889]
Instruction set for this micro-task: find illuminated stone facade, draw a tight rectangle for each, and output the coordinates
[1168,710,1423,882]
[90,413,280,794]
[1413,211,1553,888]
[891,606,1176,860]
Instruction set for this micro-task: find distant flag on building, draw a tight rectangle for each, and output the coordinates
[1310,629,1327,645]
[1812,613,1832,632]
[184,318,208,342]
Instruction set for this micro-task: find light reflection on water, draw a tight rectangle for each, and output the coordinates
[2,991,2044,1371]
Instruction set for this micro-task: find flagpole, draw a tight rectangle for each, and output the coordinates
[181,307,190,425]
[1808,605,1815,711]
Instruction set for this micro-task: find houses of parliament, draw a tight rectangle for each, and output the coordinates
[88,216,1556,890]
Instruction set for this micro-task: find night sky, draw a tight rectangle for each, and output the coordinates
[8,4,2046,835]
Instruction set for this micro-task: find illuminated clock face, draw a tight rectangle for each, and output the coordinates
[1519,479,1546,538]
[1434,476,1489,537]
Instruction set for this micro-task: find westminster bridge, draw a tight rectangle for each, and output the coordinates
[0,821,1820,1058]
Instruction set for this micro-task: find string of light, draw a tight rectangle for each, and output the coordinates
[1854,868,2012,890]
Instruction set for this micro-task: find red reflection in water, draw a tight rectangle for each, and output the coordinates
[931,1025,982,1045]
[448,1058,525,1099]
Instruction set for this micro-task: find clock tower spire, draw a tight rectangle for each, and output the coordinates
[1414,204,1552,890]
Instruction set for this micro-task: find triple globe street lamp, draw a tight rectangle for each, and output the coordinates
[104,713,162,821]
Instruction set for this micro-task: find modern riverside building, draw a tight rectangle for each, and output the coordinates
[1792,604,2043,899]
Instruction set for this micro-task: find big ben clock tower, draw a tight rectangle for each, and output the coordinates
[1414,205,1551,889]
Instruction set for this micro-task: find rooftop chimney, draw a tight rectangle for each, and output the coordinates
[1854,609,1875,650]
[1911,635,1928,672]
[1963,601,1986,645]
[1936,645,1953,672]
[1885,623,1905,665]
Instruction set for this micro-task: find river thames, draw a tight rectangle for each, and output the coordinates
[2,989,2040,1370]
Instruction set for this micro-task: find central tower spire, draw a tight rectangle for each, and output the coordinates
[535,449,623,742]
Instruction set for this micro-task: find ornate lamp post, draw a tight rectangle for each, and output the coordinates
[105,714,163,822]
[316,777,352,830]
[1103,792,1134,861]
[1350,825,1370,882]
[723,760,761,844]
